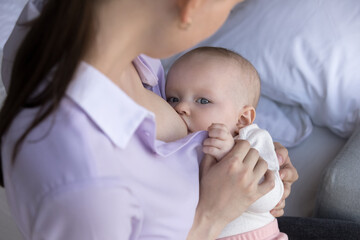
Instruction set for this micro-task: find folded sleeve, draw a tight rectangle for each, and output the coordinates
[237,125,279,171]
[32,182,143,240]
[237,125,284,213]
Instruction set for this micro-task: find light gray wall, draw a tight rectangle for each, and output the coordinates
[0,51,6,108]
[0,0,27,108]
[0,1,27,239]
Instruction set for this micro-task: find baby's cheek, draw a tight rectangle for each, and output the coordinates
[193,108,222,131]
[194,118,213,132]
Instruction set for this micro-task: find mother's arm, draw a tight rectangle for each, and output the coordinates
[188,140,275,240]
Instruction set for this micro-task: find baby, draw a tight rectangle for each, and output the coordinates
[166,47,287,240]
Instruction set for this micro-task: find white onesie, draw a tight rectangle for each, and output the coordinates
[217,124,284,238]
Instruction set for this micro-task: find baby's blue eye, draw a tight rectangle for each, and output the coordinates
[167,97,179,103]
[196,98,210,104]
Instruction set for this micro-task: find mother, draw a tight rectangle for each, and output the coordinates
[0,0,297,239]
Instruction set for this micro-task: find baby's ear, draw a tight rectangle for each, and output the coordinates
[236,106,256,129]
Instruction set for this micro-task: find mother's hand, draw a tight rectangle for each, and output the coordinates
[271,142,299,217]
[187,140,275,240]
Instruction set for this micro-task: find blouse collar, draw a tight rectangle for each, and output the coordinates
[66,59,155,149]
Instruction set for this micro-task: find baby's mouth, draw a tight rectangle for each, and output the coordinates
[186,125,194,134]
[179,116,192,133]
[185,123,192,134]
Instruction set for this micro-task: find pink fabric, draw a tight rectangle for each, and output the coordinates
[217,219,288,240]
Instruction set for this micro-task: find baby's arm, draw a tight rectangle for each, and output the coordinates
[202,123,235,161]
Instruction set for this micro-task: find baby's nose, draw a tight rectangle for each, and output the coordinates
[174,102,190,115]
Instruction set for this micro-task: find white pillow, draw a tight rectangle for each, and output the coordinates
[164,0,360,143]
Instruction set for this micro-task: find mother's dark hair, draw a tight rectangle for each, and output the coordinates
[0,0,97,187]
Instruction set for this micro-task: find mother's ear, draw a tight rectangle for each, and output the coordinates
[176,0,203,29]
[236,105,256,129]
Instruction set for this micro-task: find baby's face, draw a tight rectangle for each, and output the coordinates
[166,56,244,135]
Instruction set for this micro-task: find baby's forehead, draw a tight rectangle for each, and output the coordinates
[171,49,260,106]
[178,53,241,75]
[176,53,245,85]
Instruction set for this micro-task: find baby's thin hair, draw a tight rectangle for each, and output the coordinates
[179,47,261,107]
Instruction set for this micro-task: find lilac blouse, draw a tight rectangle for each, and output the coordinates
[2,55,207,239]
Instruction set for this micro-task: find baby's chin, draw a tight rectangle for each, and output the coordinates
[187,127,206,134]
[182,121,195,134]
[187,126,198,134]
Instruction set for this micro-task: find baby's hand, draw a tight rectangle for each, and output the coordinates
[203,123,235,161]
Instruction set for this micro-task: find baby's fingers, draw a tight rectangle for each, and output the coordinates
[203,137,227,149]
[208,124,231,140]
[203,146,223,159]
[203,138,229,160]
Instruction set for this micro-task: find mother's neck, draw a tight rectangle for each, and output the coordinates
[82,0,158,88]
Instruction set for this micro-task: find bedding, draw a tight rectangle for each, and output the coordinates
[163,0,360,146]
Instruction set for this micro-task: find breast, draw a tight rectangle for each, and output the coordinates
[141,89,188,142]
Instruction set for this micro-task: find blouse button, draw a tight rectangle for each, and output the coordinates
[143,131,150,137]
